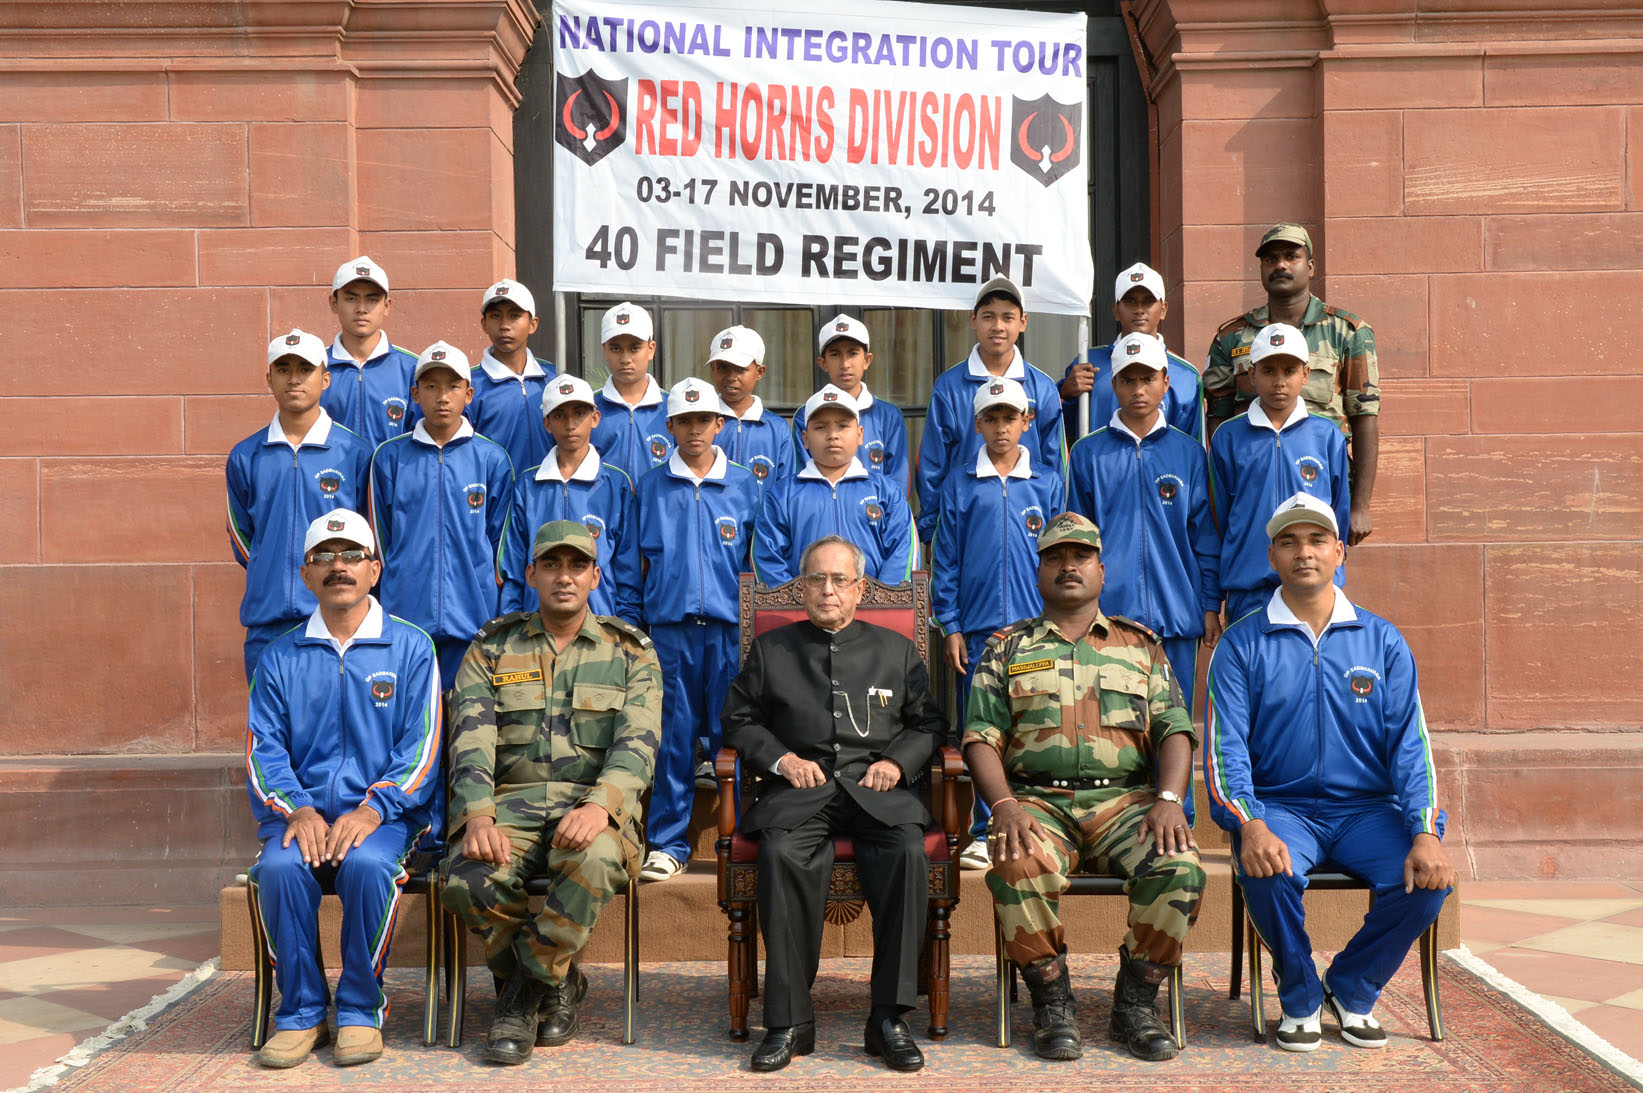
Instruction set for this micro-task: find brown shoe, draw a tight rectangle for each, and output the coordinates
[256,1024,330,1068]
[333,1025,383,1066]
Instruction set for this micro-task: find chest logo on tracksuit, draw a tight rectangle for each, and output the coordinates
[465,483,487,511]
[867,442,885,467]
[368,671,398,706]
[750,456,772,480]
[384,397,407,425]
[582,513,606,541]
[1295,455,1322,484]
[315,469,345,495]
[1022,506,1045,535]
[1156,474,1182,503]
[1346,666,1381,703]
[647,434,670,462]
[716,515,739,544]
[862,497,884,524]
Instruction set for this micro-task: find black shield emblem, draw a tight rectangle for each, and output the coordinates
[556,70,628,167]
[1299,463,1318,483]
[1011,94,1081,188]
[371,680,394,701]
[1350,674,1374,697]
[318,474,341,495]
[1158,480,1177,501]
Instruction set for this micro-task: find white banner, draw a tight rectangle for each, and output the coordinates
[550,0,1093,314]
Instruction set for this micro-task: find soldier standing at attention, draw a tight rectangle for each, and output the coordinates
[439,520,661,1065]
[1201,223,1380,544]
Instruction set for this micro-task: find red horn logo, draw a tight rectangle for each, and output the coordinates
[1010,93,1082,188]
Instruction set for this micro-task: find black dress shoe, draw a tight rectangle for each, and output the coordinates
[864,1016,925,1072]
[750,1022,815,1071]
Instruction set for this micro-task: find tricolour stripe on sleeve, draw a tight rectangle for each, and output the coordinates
[1202,667,1255,826]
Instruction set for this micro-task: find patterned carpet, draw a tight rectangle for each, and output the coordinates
[41,953,1641,1092]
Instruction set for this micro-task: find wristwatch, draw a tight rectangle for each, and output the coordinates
[1156,790,1185,806]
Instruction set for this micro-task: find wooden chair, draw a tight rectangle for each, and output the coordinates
[1230,871,1445,1042]
[714,571,963,1041]
[246,852,442,1048]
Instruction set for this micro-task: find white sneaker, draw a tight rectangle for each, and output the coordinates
[1324,979,1387,1048]
[958,839,991,870]
[1275,1006,1322,1052]
[639,852,685,882]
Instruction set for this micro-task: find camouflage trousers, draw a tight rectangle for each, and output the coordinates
[440,822,640,985]
[987,791,1204,971]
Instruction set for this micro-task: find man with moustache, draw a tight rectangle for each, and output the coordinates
[1201,223,1381,544]
[244,509,443,1069]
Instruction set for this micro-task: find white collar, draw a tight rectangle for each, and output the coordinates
[479,348,547,382]
[329,331,389,367]
[1266,585,1357,636]
[798,456,868,482]
[264,408,334,448]
[974,445,1032,479]
[305,595,384,653]
[669,446,728,483]
[727,395,765,423]
[535,444,603,483]
[1246,398,1310,433]
[1108,410,1168,444]
[965,344,1026,381]
[411,418,475,446]
[601,374,665,408]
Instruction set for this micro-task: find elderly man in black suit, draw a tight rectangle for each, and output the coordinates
[722,534,945,1073]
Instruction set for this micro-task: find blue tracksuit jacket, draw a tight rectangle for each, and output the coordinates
[469,349,553,478]
[792,386,911,496]
[321,333,420,448]
[367,420,514,653]
[245,598,443,842]
[917,346,1066,541]
[1209,403,1349,603]
[590,376,673,486]
[1068,416,1220,638]
[498,445,640,624]
[751,458,916,586]
[718,397,796,496]
[1203,591,1443,841]
[227,412,373,628]
[932,449,1066,638]
[636,449,761,626]
[1061,341,1205,444]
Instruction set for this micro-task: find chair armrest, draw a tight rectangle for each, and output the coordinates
[933,745,964,841]
[714,746,740,837]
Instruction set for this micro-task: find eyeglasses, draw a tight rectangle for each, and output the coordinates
[307,550,372,565]
[801,572,858,590]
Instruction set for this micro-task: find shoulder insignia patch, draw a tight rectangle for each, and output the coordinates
[491,669,543,686]
[476,611,534,641]
[989,622,1019,642]
[1008,657,1055,676]
[1322,303,1364,330]
[1109,615,1160,643]
[1216,314,1254,336]
[603,615,654,649]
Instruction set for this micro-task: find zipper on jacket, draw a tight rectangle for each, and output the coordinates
[1134,438,1149,626]
[694,481,706,617]
[288,445,303,618]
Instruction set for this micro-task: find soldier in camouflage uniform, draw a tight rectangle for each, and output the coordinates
[1201,222,1380,545]
[963,511,1204,1062]
[439,519,661,1065]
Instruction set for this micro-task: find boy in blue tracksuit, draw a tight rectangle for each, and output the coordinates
[1058,262,1205,444]
[1210,323,1349,624]
[708,324,795,494]
[245,509,442,1068]
[322,256,420,447]
[932,377,1066,866]
[469,278,552,476]
[590,302,673,483]
[791,314,911,495]
[753,385,916,586]
[636,377,761,882]
[498,373,640,624]
[917,275,1065,542]
[1068,332,1221,709]
[228,329,373,682]
[1205,493,1452,1053]
[367,342,514,685]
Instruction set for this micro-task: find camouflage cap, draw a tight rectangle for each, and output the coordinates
[1257,222,1313,255]
[1036,511,1102,554]
[532,519,597,561]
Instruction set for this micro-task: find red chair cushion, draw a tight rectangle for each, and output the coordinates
[750,604,920,643]
[729,827,950,865]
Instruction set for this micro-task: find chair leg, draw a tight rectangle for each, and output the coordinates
[926,903,951,1041]
[246,879,273,1051]
[1421,920,1444,1041]
[1169,962,1185,1049]
[994,913,1011,1049]
[1229,880,1245,1000]
[446,913,468,1049]
[423,879,440,1046]
[623,880,639,1045]
[726,903,753,1041]
[1247,916,1266,1043]
[747,902,759,1000]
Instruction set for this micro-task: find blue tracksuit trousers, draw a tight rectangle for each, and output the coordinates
[646,618,738,863]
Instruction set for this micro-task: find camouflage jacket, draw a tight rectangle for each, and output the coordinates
[962,612,1193,794]
[1201,295,1379,435]
[447,609,661,840]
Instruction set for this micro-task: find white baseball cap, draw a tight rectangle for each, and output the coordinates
[666,376,725,418]
[540,373,597,417]
[332,256,389,294]
[1114,262,1166,303]
[482,278,536,316]
[1249,323,1309,367]
[1265,491,1339,540]
[802,384,861,423]
[267,329,327,369]
[413,341,471,383]
[974,274,1024,311]
[818,313,870,354]
[972,376,1030,416]
[707,325,765,369]
[303,509,377,556]
[1112,332,1169,374]
[601,302,654,344]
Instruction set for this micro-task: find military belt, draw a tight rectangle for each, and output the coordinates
[1016,772,1152,791]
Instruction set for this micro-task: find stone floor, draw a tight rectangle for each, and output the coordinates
[2,882,1640,1091]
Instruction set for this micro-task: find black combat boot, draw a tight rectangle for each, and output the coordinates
[1108,945,1180,1061]
[1019,950,1082,1060]
[535,964,589,1046]
[484,966,549,1065]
